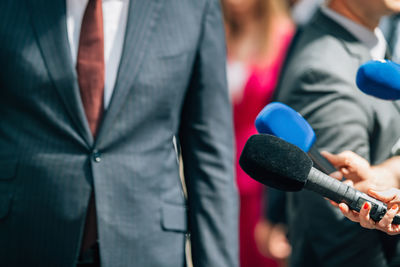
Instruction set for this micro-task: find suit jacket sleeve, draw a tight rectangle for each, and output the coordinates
[281,65,389,267]
[178,0,239,266]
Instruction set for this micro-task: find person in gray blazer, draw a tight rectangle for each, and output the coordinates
[274,0,400,266]
[0,0,238,266]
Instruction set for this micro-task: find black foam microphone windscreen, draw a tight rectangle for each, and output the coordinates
[239,134,312,191]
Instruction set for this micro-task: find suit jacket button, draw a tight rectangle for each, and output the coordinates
[92,150,101,163]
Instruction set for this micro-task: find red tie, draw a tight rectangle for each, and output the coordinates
[76,0,104,253]
[77,0,104,137]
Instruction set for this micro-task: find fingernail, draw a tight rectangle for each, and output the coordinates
[339,205,345,212]
[363,202,369,210]
[392,204,398,210]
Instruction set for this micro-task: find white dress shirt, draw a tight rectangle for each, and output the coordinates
[66,0,129,109]
[321,5,387,60]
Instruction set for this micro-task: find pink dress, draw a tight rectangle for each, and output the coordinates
[227,26,294,267]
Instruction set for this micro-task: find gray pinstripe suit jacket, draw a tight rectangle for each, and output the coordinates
[0,1,238,266]
[275,10,400,267]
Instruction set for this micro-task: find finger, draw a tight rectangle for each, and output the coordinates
[340,167,365,185]
[338,151,369,170]
[341,168,365,184]
[329,200,339,207]
[368,188,399,203]
[341,167,350,176]
[379,217,400,236]
[334,151,371,183]
[329,171,343,181]
[387,224,400,235]
[322,151,366,184]
[377,204,398,229]
[358,202,376,229]
[320,151,343,167]
[338,203,349,213]
[339,203,360,222]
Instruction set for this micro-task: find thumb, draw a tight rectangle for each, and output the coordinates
[321,151,343,168]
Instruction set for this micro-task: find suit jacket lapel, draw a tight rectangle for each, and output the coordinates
[27,0,93,148]
[313,9,371,63]
[95,0,163,144]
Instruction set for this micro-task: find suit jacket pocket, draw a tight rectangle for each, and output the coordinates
[0,158,18,180]
[161,202,187,233]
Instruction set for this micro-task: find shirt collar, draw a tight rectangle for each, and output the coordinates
[321,5,387,60]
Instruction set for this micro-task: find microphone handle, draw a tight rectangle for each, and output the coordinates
[308,146,337,174]
[305,167,400,224]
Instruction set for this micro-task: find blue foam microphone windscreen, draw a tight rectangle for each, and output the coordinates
[255,102,316,152]
[255,102,337,174]
[356,60,400,100]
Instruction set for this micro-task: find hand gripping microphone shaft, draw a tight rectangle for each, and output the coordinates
[239,134,400,224]
[306,168,396,223]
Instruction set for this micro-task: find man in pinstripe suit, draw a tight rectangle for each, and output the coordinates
[0,0,238,266]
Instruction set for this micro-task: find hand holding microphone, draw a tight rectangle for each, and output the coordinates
[337,188,400,235]
[323,150,400,234]
[239,134,400,228]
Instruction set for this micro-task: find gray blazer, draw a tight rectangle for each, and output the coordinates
[275,10,400,267]
[0,1,238,266]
